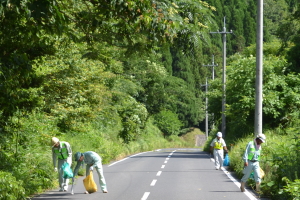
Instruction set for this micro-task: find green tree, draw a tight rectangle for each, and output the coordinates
[209,44,300,136]
[0,0,69,122]
[265,0,289,37]
[284,5,300,73]
[243,11,256,46]
[161,44,173,75]
[153,110,183,137]
[231,7,245,52]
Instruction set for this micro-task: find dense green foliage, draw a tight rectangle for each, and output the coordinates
[0,0,300,199]
[0,171,26,200]
[0,0,212,198]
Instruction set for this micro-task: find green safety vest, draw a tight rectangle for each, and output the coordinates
[247,141,261,161]
[54,142,68,159]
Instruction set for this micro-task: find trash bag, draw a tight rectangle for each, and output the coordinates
[62,162,73,179]
[249,171,254,180]
[248,168,264,180]
[83,171,97,193]
[260,167,265,179]
[223,154,230,166]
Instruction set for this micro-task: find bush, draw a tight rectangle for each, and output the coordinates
[279,178,300,200]
[153,110,183,137]
[0,171,26,200]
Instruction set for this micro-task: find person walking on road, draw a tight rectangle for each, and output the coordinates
[73,151,108,193]
[210,132,228,170]
[240,133,266,193]
[52,137,72,192]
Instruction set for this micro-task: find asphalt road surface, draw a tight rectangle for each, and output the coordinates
[32,148,262,200]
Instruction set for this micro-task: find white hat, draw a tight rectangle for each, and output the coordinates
[256,134,266,143]
[51,137,59,147]
[216,132,222,137]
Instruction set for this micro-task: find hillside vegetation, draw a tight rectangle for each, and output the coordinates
[0,0,300,199]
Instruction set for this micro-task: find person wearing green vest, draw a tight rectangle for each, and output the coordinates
[210,132,228,170]
[52,137,72,192]
[73,151,108,193]
[240,133,266,193]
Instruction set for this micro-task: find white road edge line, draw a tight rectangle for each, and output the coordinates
[150,179,157,186]
[220,165,258,200]
[141,192,150,200]
[209,154,258,200]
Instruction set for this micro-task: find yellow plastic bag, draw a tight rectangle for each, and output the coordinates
[83,171,97,193]
[260,167,265,179]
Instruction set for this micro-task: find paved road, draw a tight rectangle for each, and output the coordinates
[32,148,262,200]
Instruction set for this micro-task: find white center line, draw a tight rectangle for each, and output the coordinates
[161,165,165,168]
[141,192,150,200]
[164,161,168,163]
[156,171,162,176]
[150,179,157,186]
[166,158,169,160]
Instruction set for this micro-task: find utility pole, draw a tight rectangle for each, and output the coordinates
[201,79,208,139]
[203,55,218,80]
[203,55,218,135]
[255,0,263,136]
[210,17,232,138]
[205,78,208,139]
